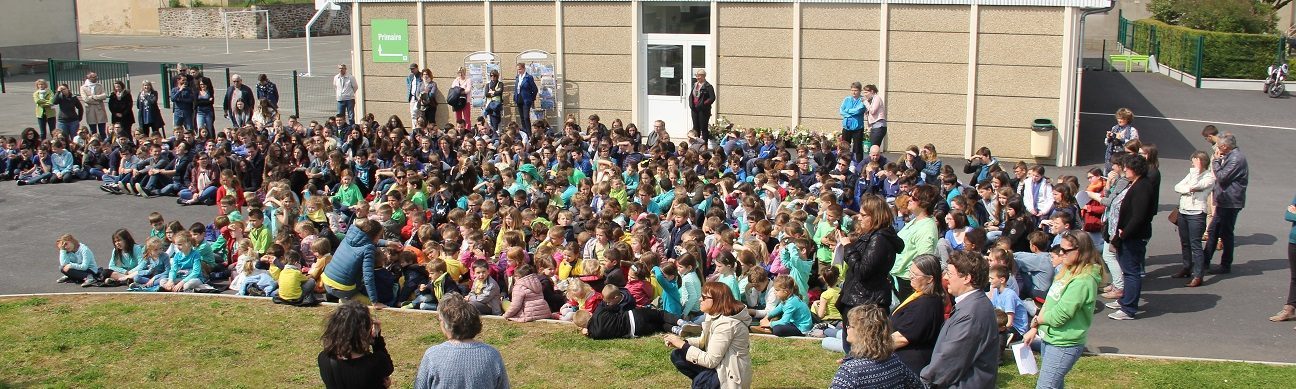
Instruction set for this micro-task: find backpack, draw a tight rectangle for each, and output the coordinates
[447,86,467,110]
[1080,199,1105,232]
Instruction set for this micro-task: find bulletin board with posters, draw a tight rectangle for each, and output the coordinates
[516,50,561,126]
[463,51,501,111]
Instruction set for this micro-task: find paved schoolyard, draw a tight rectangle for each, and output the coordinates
[1,36,1294,363]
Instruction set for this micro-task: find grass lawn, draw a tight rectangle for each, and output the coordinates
[0,295,1292,388]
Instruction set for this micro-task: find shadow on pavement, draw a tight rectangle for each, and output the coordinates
[1079,71,1199,163]
[1136,293,1222,319]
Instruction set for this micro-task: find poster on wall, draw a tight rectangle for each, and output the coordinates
[463,52,501,109]
[370,19,409,63]
[517,50,562,124]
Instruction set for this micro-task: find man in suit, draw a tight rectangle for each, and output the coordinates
[1107,154,1157,320]
[513,62,539,135]
[688,69,716,144]
[1203,133,1248,274]
[223,74,255,127]
[921,251,999,388]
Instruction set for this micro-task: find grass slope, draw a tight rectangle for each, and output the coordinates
[0,295,1291,388]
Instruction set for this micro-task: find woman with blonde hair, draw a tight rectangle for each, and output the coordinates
[831,304,925,389]
[451,66,473,126]
[664,281,752,389]
[1022,231,1103,389]
[34,79,56,138]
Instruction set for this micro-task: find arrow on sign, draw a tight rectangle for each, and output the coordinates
[377,45,404,58]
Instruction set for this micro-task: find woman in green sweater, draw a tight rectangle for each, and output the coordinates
[1022,230,1102,389]
[893,185,940,298]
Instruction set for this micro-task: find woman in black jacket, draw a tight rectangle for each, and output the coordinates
[836,194,904,355]
[107,81,135,140]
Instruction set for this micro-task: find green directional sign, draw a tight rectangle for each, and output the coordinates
[371,19,410,63]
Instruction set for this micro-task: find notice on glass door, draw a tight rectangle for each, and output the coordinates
[660,67,675,79]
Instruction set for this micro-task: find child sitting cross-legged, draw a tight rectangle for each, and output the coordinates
[272,250,319,306]
[407,257,461,311]
[753,275,813,337]
[576,285,680,340]
[502,264,553,322]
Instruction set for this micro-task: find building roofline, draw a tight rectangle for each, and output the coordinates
[340,0,1113,8]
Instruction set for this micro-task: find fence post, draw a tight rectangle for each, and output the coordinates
[161,63,171,109]
[292,70,301,118]
[1,52,6,94]
[225,67,232,91]
[1101,40,1107,71]
[1279,37,1287,65]
[48,58,55,96]
[1195,35,1205,88]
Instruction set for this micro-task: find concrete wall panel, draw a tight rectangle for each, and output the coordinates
[564,54,633,83]
[492,2,555,26]
[492,25,557,54]
[361,75,409,103]
[889,92,966,125]
[978,34,1064,67]
[425,3,484,25]
[800,30,880,61]
[723,114,795,129]
[802,4,880,31]
[563,26,632,55]
[973,126,1036,161]
[887,31,968,64]
[979,6,1064,36]
[718,3,793,29]
[887,62,967,94]
[889,5,969,33]
[886,122,964,154]
[717,86,791,117]
[359,3,414,22]
[719,57,793,88]
[976,65,1061,98]
[801,59,880,90]
[717,27,793,59]
[425,26,487,53]
[800,88,851,122]
[562,81,632,112]
[974,95,1058,128]
[563,2,632,26]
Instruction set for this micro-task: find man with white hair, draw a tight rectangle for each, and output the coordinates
[1204,132,1249,274]
[223,73,254,127]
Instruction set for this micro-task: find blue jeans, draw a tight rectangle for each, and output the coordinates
[671,348,720,389]
[89,123,106,140]
[1036,341,1084,389]
[820,326,845,353]
[1176,212,1207,278]
[179,185,218,204]
[37,117,56,139]
[1116,238,1148,315]
[196,108,215,134]
[173,109,194,131]
[1204,207,1241,269]
[337,99,355,124]
[240,273,277,296]
[56,120,80,139]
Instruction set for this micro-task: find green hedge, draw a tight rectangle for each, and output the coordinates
[1128,19,1284,79]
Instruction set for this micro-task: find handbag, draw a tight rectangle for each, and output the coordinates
[1167,208,1180,226]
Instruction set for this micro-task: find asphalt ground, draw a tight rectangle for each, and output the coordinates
[1,37,1294,362]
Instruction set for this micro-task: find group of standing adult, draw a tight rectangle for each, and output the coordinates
[400,62,538,133]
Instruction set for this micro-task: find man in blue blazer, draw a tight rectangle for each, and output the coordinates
[513,62,539,134]
[922,251,999,388]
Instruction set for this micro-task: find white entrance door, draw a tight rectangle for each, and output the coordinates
[643,36,711,140]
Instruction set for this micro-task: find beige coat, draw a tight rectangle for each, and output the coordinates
[685,310,752,389]
[80,82,109,125]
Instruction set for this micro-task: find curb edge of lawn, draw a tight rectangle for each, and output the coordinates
[4,292,1295,367]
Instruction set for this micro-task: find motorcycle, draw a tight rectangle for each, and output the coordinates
[1264,63,1288,98]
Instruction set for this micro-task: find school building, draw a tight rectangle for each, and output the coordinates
[343,0,1114,166]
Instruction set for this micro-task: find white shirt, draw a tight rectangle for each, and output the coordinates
[333,73,357,101]
[953,289,977,304]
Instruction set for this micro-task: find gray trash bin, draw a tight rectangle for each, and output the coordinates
[1031,118,1055,158]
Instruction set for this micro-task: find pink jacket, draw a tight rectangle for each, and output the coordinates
[503,274,551,322]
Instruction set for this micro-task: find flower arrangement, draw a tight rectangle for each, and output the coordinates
[711,116,838,147]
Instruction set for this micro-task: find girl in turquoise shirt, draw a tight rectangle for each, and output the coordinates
[759,275,814,337]
[102,229,144,286]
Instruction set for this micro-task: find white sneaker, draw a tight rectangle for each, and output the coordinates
[1108,310,1136,320]
[1104,301,1121,310]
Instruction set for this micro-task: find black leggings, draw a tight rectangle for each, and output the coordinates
[842,129,865,161]
[770,323,803,337]
[1287,243,1295,307]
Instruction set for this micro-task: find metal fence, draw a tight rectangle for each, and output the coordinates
[46,59,130,96]
[159,63,205,109]
[153,63,339,124]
